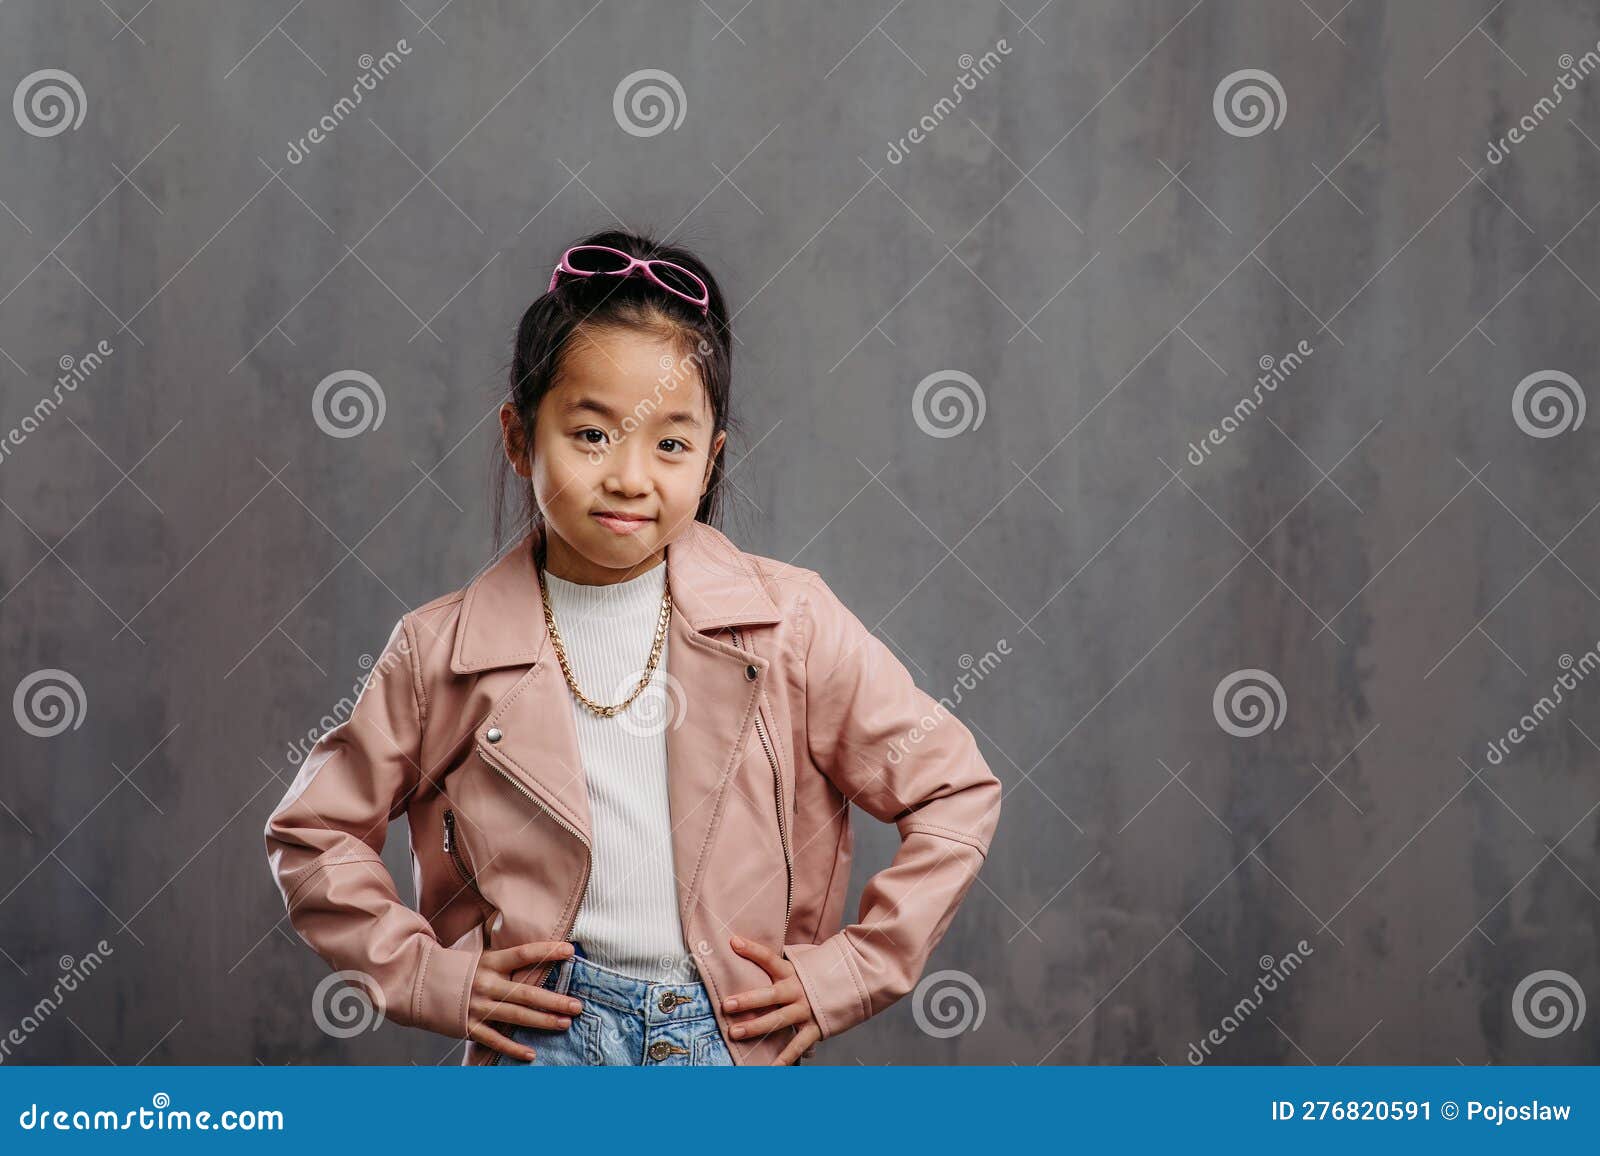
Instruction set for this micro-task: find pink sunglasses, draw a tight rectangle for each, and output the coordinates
[547,244,710,314]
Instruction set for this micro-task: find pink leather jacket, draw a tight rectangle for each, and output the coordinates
[264,518,1001,1065]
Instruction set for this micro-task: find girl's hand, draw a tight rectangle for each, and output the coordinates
[467,940,584,1061]
[720,934,823,1064]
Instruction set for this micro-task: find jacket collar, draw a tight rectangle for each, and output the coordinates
[449,518,781,675]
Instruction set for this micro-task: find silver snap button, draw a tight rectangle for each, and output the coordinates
[745,664,758,681]
[485,727,502,743]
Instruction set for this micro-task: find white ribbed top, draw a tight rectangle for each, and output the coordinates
[540,560,695,982]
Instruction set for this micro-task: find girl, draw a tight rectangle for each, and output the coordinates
[264,228,1002,1066]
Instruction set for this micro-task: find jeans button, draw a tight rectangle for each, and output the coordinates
[647,1040,673,1062]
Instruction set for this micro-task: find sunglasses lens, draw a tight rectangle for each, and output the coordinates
[565,246,632,274]
[649,261,706,301]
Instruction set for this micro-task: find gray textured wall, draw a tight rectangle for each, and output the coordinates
[2,0,1598,1065]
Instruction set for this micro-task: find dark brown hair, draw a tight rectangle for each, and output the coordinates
[491,227,738,555]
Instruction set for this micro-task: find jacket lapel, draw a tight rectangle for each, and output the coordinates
[659,606,770,907]
[450,520,783,909]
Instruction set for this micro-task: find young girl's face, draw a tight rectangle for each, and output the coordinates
[501,324,726,586]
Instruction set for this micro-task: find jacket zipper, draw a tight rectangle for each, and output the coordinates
[476,741,592,1067]
[441,809,485,899]
[731,627,793,947]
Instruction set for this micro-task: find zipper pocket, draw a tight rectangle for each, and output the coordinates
[731,627,793,947]
[442,808,485,898]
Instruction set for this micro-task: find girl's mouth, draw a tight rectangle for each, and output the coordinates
[591,511,654,535]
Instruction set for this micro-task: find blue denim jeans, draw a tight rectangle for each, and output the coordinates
[500,943,735,1066]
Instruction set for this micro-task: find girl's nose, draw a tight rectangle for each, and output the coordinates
[604,444,652,495]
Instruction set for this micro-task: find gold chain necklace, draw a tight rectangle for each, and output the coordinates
[537,557,673,718]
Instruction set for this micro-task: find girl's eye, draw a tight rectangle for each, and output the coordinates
[659,438,688,454]
[577,428,607,446]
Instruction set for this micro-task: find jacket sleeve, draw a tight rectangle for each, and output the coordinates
[264,615,481,1041]
[781,571,1002,1039]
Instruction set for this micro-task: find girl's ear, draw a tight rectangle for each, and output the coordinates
[702,428,727,492]
[500,401,531,478]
